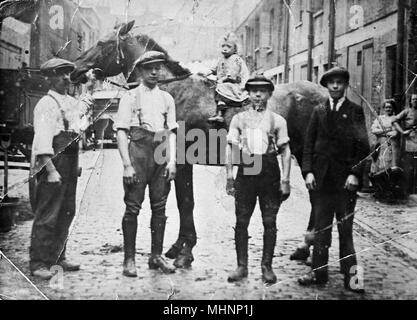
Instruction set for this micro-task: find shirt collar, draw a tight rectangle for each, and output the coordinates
[330,96,346,111]
[139,83,159,92]
[48,89,67,99]
[251,103,267,112]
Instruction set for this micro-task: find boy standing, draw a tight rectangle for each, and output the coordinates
[298,67,370,293]
[115,51,178,276]
[225,75,291,284]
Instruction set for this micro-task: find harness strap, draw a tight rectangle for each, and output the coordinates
[267,111,278,155]
[48,93,69,131]
[135,86,169,130]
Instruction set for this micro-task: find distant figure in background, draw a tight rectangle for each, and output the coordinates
[370,99,398,174]
[206,32,250,123]
[392,93,417,195]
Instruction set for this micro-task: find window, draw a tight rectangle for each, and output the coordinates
[241,34,244,53]
[298,0,304,23]
[386,45,396,98]
[313,66,319,83]
[245,26,251,55]
[255,17,260,49]
[269,8,274,46]
[77,33,83,51]
[313,0,324,12]
[357,51,362,66]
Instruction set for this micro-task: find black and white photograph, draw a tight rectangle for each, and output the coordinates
[0,0,416,305]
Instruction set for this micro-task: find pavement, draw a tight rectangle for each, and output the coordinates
[1,149,417,300]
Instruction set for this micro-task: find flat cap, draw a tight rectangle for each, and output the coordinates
[320,66,350,87]
[134,51,166,68]
[40,58,75,76]
[244,75,275,92]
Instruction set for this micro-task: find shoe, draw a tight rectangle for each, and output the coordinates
[261,265,277,284]
[227,266,248,282]
[344,275,365,294]
[165,243,183,259]
[123,258,137,277]
[149,255,176,274]
[31,268,53,280]
[58,260,80,272]
[290,247,310,261]
[298,273,328,286]
[173,245,194,269]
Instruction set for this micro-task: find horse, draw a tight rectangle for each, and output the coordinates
[71,21,329,267]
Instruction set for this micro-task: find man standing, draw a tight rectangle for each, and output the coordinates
[115,51,177,277]
[30,58,94,280]
[225,75,292,284]
[298,67,369,293]
[392,94,417,195]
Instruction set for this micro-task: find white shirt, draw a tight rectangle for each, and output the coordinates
[115,84,178,132]
[330,96,346,112]
[32,90,90,156]
[227,108,290,155]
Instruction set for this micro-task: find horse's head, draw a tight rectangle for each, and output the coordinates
[71,20,135,83]
[72,20,191,84]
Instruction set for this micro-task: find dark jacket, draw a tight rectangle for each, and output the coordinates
[302,98,370,191]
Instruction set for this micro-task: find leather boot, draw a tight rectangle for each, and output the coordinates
[261,228,277,284]
[174,244,194,269]
[149,216,176,274]
[228,229,248,282]
[122,216,137,277]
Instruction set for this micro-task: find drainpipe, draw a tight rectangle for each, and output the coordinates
[327,0,336,68]
[395,0,406,111]
[307,0,314,81]
[283,0,290,83]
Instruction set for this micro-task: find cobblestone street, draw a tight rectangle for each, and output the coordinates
[1,149,417,300]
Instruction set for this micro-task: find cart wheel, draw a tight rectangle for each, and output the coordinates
[29,153,38,212]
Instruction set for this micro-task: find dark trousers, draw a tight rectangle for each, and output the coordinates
[30,132,79,271]
[311,189,358,280]
[234,155,282,265]
[403,152,417,195]
[123,128,171,255]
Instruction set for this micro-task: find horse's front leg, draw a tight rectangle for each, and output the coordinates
[165,163,196,268]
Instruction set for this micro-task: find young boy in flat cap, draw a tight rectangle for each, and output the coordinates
[30,58,94,280]
[298,67,370,293]
[115,51,178,277]
[225,75,291,284]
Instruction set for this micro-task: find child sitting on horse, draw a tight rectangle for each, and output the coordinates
[206,32,250,123]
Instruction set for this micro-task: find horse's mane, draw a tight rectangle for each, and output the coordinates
[134,34,191,78]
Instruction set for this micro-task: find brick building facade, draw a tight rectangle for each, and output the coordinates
[235,0,414,143]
